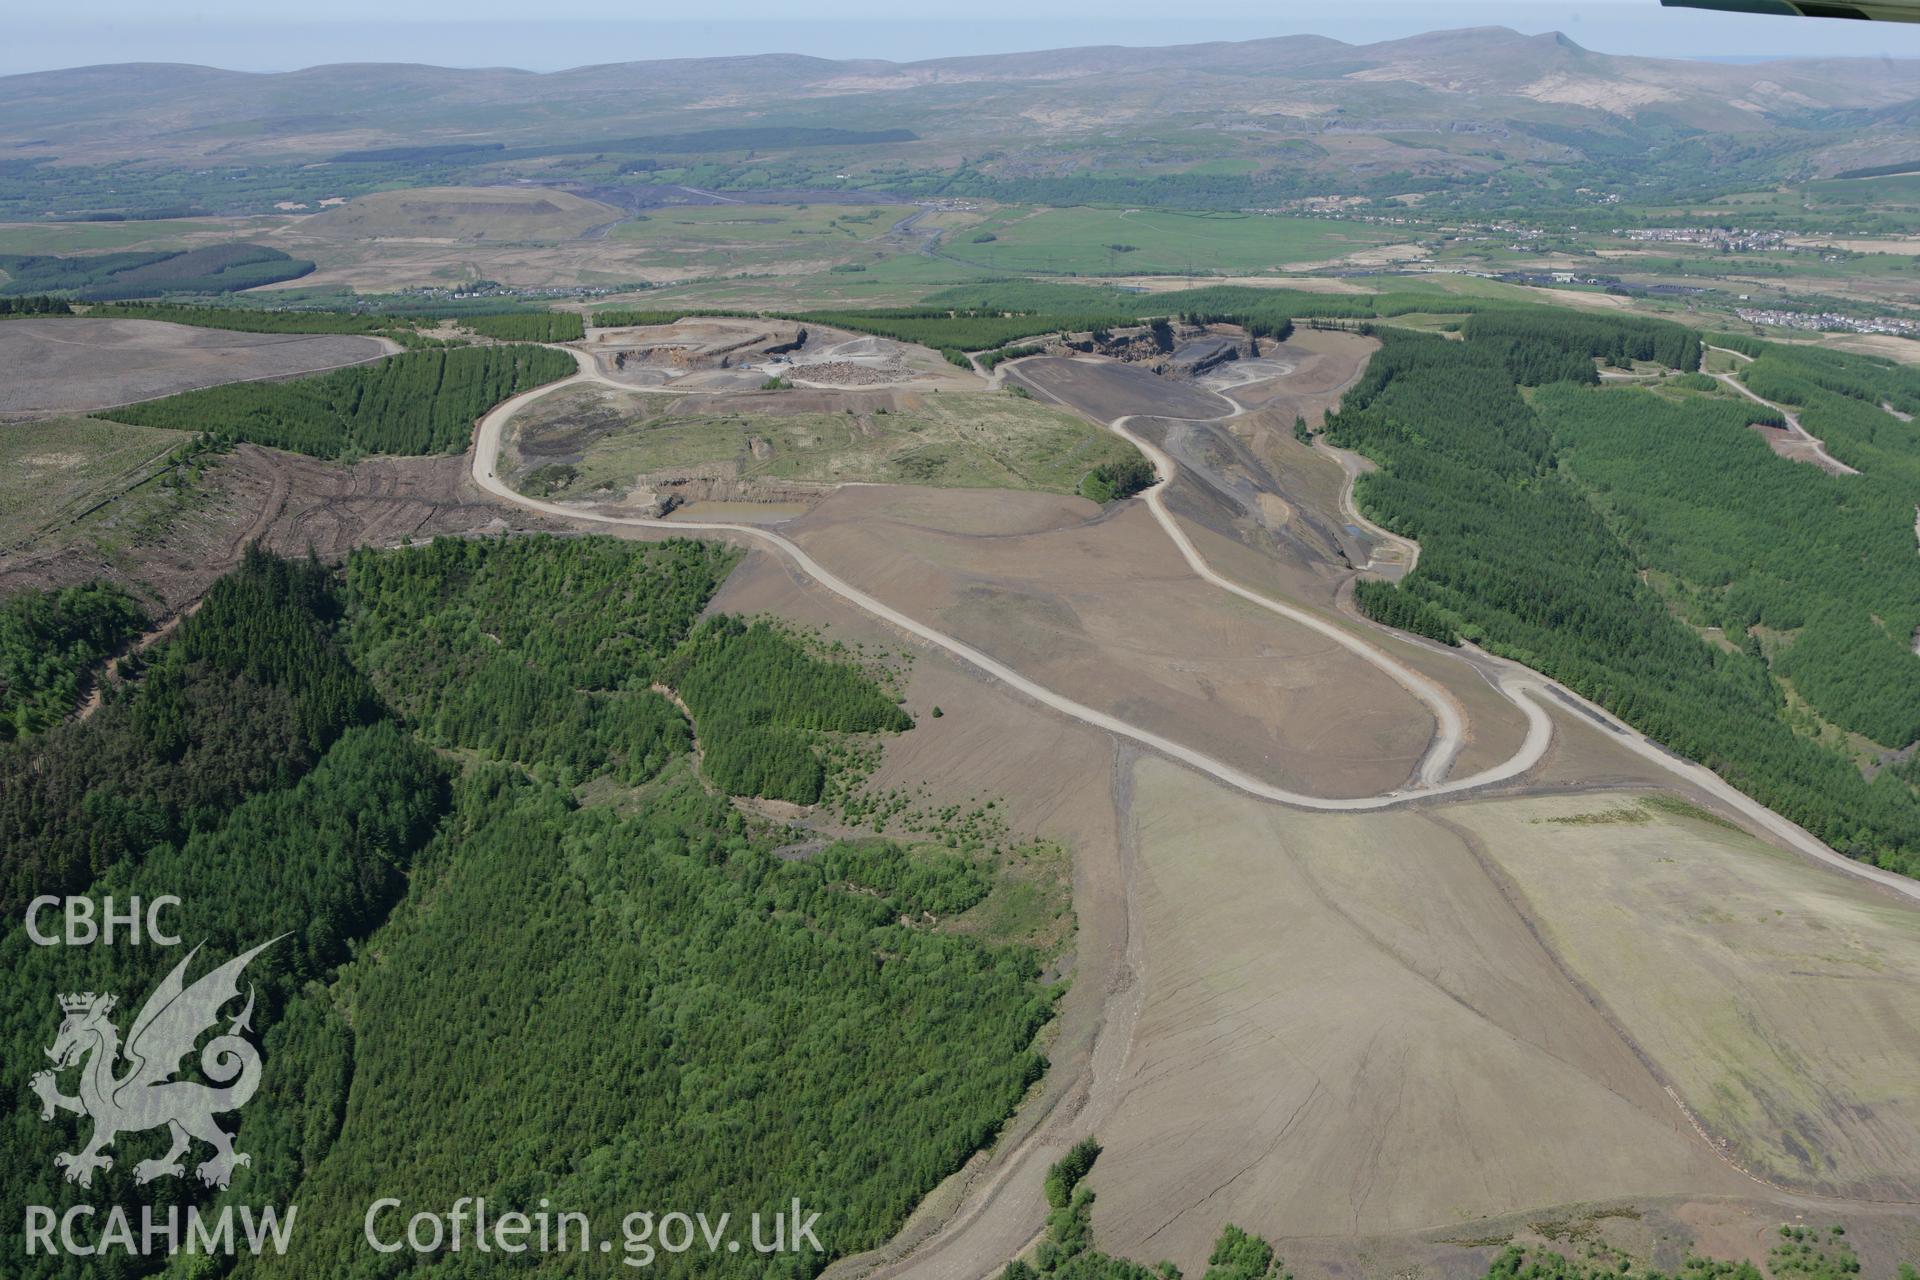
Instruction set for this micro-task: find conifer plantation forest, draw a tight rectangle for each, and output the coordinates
[0,539,1056,1278]
[0,582,147,741]
[1333,318,1920,875]
[99,345,578,458]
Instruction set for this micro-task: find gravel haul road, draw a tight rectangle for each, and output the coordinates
[470,346,1920,901]
[465,342,1918,1280]
[472,347,1551,813]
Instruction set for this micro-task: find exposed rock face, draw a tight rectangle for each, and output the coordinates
[1170,336,1241,378]
[1055,323,1242,379]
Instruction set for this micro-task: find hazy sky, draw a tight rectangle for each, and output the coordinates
[11,1,1920,76]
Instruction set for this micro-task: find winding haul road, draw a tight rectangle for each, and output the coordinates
[469,345,1920,906]
[466,339,1919,1280]
[472,347,1551,812]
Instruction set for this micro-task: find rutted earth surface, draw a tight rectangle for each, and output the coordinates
[0,444,554,612]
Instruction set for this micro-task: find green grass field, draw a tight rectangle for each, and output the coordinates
[508,386,1141,498]
[1702,347,1746,374]
[1806,172,1920,206]
[633,251,991,310]
[1604,248,1920,283]
[594,203,967,297]
[938,208,1401,275]
[0,417,188,545]
[610,204,896,252]
[0,218,239,257]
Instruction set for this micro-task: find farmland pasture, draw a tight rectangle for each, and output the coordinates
[609,203,899,249]
[603,203,908,277]
[0,218,239,257]
[937,208,1403,276]
[1806,172,1920,207]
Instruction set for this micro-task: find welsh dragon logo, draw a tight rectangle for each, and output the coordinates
[29,938,280,1190]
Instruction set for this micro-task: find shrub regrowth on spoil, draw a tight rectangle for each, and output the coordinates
[1006,1137,1286,1279]
[1080,456,1158,504]
[1003,1186,1882,1280]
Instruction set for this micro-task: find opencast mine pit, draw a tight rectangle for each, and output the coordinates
[581,317,973,392]
[12,310,1919,1280]
[500,359,1134,520]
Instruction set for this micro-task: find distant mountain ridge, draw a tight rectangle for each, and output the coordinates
[3,27,1917,191]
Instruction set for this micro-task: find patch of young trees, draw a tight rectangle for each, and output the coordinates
[978,342,1048,371]
[1080,457,1158,503]
[1352,578,1457,645]
[1463,310,1702,373]
[82,300,400,333]
[0,243,313,300]
[589,307,735,328]
[461,310,585,342]
[347,536,915,804]
[0,582,146,740]
[666,614,915,803]
[345,535,734,786]
[99,344,578,457]
[0,294,73,315]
